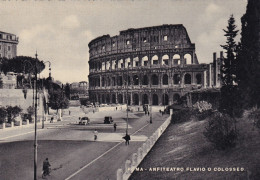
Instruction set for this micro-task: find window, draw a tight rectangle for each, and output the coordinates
[8,46,11,51]
[112,42,115,47]
[0,34,2,39]
[0,45,1,50]
[143,37,147,43]
[0,54,1,57]
[163,35,168,41]
[126,40,130,45]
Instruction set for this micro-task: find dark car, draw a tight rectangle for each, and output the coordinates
[104,116,113,124]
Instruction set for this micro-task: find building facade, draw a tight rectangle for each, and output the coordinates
[0,31,19,59]
[88,24,220,106]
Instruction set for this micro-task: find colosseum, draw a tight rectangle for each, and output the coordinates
[88,24,220,106]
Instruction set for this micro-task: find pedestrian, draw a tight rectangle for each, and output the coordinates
[148,111,150,116]
[50,116,54,123]
[116,107,117,111]
[114,123,117,131]
[42,158,51,176]
[69,110,71,115]
[138,107,140,111]
[93,129,98,141]
[93,109,95,113]
[123,133,131,145]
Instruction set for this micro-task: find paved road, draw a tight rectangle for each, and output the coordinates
[0,106,169,180]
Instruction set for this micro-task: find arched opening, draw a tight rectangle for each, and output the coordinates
[106,94,110,104]
[102,62,106,71]
[142,56,148,66]
[107,77,110,86]
[151,55,158,65]
[162,74,168,85]
[112,77,116,86]
[162,94,169,105]
[196,74,202,84]
[173,94,181,104]
[112,94,116,103]
[133,75,139,85]
[185,74,191,84]
[127,94,131,105]
[133,94,139,105]
[173,74,181,85]
[118,94,123,104]
[106,61,110,70]
[152,94,158,105]
[162,54,169,65]
[102,77,105,87]
[152,74,158,85]
[118,59,123,69]
[102,94,105,104]
[142,94,149,104]
[142,75,149,85]
[173,54,181,65]
[127,75,131,85]
[184,54,192,64]
[133,57,139,67]
[125,57,131,68]
[118,76,123,86]
[112,60,116,69]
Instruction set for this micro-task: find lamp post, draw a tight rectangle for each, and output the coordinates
[126,64,129,135]
[34,52,38,180]
[149,70,152,124]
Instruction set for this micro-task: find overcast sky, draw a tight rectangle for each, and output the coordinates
[0,0,247,83]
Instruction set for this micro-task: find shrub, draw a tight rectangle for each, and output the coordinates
[0,107,7,124]
[171,108,193,124]
[196,109,214,121]
[248,109,260,129]
[193,101,214,121]
[203,112,238,150]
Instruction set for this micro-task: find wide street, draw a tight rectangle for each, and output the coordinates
[0,106,169,180]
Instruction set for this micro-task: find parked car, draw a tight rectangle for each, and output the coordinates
[79,117,90,125]
[104,116,113,124]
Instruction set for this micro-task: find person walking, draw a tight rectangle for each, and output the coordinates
[123,133,131,145]
[113,123,117,132]
[93,129,98,141]
[42,158,51,176]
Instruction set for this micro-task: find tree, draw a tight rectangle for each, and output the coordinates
[49,88,69,112]
[6,106,22,123]
[237,0,260,108]
[0,107,7,124]
[219,15,240,117]
[64,83,71,100]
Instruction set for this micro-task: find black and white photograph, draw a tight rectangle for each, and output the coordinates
[0,0,259,179]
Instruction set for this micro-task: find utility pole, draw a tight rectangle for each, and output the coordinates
[34,52,38,180]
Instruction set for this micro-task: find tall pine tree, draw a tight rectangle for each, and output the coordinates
[219,15,240,117]
[237,0,260,108]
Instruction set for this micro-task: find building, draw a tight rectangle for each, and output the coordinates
[88,24,220,106]
[0,31,19,59]
[0,72,17,89]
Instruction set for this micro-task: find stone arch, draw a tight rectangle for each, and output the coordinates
[142,75,149,85]
[133,57,139,67]
[151,74,159,85]
[106,94,110,104]
[125,57,131,68]
[162,74,168,85]
[184,54,192,64]
[162,94,169,105]
[184,73,192,84]
[127,94,131,105]
[151,55,159,65]
[173,54,181,65]
[133,75,139,85]
[118,76,123,86]
[162,54,169,65]
[112,94,116,103]
[102,77,105,87]
[133,94,139,105]
[173,74,181,84]
[152,94,158,105]
[173,93,181,104]
[102,61,106,71]
[118,59,123,69]
[142,94,149,104]
[142,56,148,66]
[118,94,123,104]
[196,73,202,84]
[106,61,110,70]
[112,60,116,69]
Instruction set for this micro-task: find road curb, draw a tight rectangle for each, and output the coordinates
[116,110,173,180]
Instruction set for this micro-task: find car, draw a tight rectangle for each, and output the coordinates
[79,117,90,125]
[104,116,113,124]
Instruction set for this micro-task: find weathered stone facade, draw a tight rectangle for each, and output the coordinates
[88,24,218,106]
[0,31,18,59]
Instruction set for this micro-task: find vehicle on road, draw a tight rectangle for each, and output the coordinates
[104,116,113,124]
[79,117,90,125]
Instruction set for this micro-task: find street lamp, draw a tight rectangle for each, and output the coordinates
[126,64,129,134]
[34,52,38,180]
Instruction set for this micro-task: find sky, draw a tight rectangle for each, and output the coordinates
[0,0,247,83]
